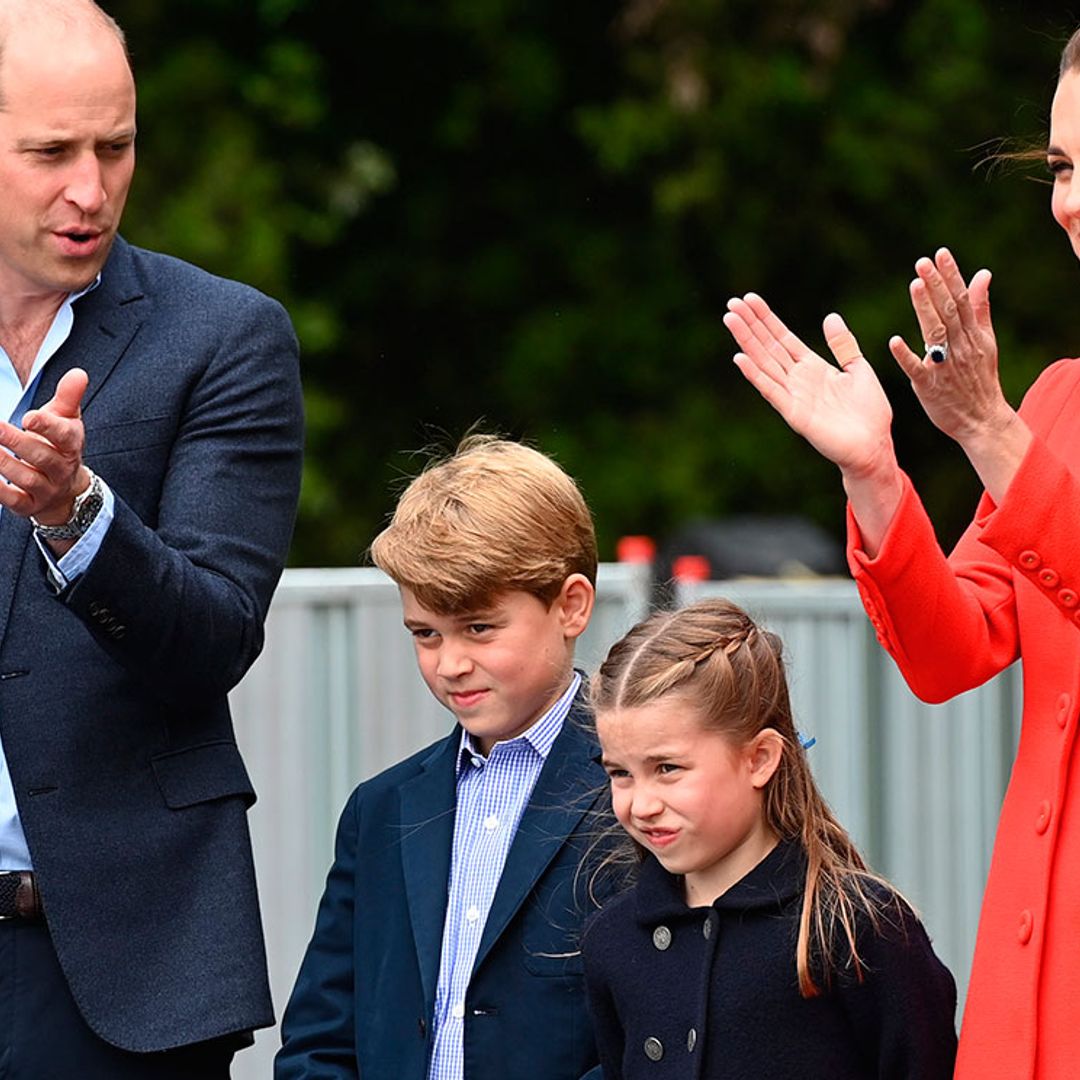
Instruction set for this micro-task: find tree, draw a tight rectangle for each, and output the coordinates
[107,0,1078,564]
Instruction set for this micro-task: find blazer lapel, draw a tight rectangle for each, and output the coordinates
[472,700,604,972]
[399,733,459,1010]
[31,237,146,415]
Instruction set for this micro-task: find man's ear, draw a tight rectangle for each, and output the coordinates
[747,728,784,789]
[555,573,595,640]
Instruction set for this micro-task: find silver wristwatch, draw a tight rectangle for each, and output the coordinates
[31,469,105,542]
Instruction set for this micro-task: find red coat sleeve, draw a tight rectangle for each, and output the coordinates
[847,359,1080,703]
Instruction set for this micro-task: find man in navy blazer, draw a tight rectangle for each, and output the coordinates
[0,2,303,1075]
[277,438,611,1080]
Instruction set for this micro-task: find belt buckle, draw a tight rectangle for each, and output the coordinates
[0,871,32,921]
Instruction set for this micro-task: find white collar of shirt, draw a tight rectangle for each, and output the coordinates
[457,670,582,773]
[0,276,101,419]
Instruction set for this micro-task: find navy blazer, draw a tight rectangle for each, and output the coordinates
[277,695,613,1080]
[0,238,304,1051]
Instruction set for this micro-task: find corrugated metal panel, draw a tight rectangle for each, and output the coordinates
[229,568,1014,1076]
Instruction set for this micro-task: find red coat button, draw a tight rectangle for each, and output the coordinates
[1059,589,1079,608]
[1036,801,1052,834]
[1018,910,1033,944]
[1039,568,1061,588]
[1019,551,1041,570]
[1059,694,1072,730]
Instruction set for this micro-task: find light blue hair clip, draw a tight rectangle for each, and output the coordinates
[798,733,816,750]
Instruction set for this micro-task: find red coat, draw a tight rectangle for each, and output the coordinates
[848,358,1080,1080]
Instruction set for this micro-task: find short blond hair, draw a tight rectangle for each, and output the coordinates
[370,435,597,612]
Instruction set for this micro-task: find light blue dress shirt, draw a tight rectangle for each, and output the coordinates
[0,280,115,869]
[427,671,582,1080]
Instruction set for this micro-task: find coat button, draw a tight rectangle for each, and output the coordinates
[1058,694,1072,730]
[1036,801,1052,834]
[1019,550,1041,570]
[1039,568,1061,588]
[652,925,672,951]
[644,1037,664,1062]
[702,916,713,940]
[1059,589,1078,608]
[687,1028,698,1053]
[1018,909,1033,945]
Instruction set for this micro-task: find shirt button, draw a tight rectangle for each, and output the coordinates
[466,905,480,923]
[1059,589,1078,608]
[652,925,672,951]
[702,918,713,940]
[1036,801,1052,835]
[483,814,500,831]
[1019,550,1041,570]
[643,1037,664,1062]
[452,1003,465,1020]
[687,1028,698,1053]
[1018,910,1033,945]
[1039,568,1061,588]
[471,757,483,768]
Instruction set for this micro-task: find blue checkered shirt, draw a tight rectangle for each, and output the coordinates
[427,672,582,1080]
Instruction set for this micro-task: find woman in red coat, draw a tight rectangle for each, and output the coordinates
[723,26,1080,1080]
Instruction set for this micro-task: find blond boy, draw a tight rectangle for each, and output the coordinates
[277,437,608,1080]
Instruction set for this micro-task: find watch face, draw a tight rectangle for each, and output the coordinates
[74,490,104,531]
[33,474,104,540]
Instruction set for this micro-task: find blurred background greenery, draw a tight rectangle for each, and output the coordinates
[106,0,1079,566]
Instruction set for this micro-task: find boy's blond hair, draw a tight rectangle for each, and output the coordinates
[370,435,597,612]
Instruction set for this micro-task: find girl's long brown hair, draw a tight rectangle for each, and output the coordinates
[590,598,902,998]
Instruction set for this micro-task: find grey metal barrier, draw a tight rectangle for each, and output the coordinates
[229,567,1016,1077]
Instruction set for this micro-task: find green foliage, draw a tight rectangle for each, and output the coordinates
[104,0,1079,565]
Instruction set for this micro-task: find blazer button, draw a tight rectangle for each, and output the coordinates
[1059,588,1078,608]
[1019,550,1041,570]
[418,1017,427,1038]
[652,925,672,951]
[1036,801,1052,834]
[643,1037,664,1062]
[1039,568,1061,588]
[687,1028,698,1053]
[702,916,713,940]
[1018,909,1033,945]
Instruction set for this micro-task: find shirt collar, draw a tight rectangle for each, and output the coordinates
[458,670,582,773]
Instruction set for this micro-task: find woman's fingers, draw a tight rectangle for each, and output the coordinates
[888,334,926,382]
[822,312,863,369]
[910,248,982,354]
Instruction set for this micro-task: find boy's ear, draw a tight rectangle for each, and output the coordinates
[747,728,784,789]
[555,573,595,640]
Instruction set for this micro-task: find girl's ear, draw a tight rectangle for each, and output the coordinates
[747,728,784,789]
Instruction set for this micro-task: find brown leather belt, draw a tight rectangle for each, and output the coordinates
[0,872,41,921]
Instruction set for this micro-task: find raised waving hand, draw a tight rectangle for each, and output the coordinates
[723,294,896,478]
[723,293,904,553]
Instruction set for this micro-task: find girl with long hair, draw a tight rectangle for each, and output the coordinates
[582,599,956,1079]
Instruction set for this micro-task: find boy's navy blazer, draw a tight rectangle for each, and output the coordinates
[278,693,609,1080]
[0,237,304,1051]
